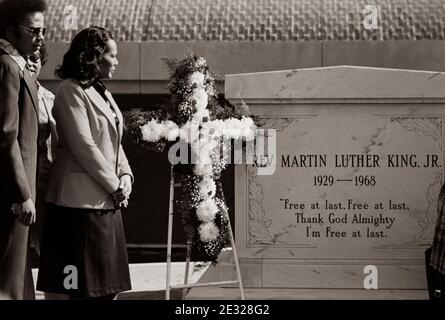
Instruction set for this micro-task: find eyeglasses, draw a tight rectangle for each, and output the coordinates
[18,25,46,36]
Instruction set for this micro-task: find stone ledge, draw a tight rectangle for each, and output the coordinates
[187,287,429,300]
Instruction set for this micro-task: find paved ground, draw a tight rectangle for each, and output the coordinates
[32,261,209,300]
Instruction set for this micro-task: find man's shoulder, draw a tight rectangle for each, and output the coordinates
[0,50,20,72]
[0,50,14,64]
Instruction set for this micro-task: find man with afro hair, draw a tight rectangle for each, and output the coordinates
[0,0,47,300]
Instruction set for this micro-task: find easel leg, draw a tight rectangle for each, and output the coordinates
[166,167,244,300]
[227,217,245,300]
[182,239,192,299]
[166,165,175,300]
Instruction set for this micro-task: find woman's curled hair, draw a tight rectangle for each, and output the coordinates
[55,26,113,87]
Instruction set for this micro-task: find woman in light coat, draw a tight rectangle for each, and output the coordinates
[37,26,133,300]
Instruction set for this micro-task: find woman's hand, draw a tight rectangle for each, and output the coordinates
[112,187,127,208]
[119,174,132,198]
[12,199,36,226]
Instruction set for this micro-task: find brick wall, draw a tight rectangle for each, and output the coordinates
[45,0,445,42]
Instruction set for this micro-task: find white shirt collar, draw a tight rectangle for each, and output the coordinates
[0,38,27,72]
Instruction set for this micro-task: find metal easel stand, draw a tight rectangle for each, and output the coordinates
[165,165,245,300]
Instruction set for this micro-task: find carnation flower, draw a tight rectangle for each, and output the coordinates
[192,88,208,110]
[167,128,180,141]
[240,117,256,140]
[242,127,256,141]
[196,199,219,223]
[199,221,219,242]
[196,57,207,68]
[176,122,192,143]
[140,121,159,142]
[198,138,212,159]
[140,119,165,142]
[194,163,213,176]
[189,71,205,87]
[198,176,216,198]
[193,109,210,123]
[197,138,220,166]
